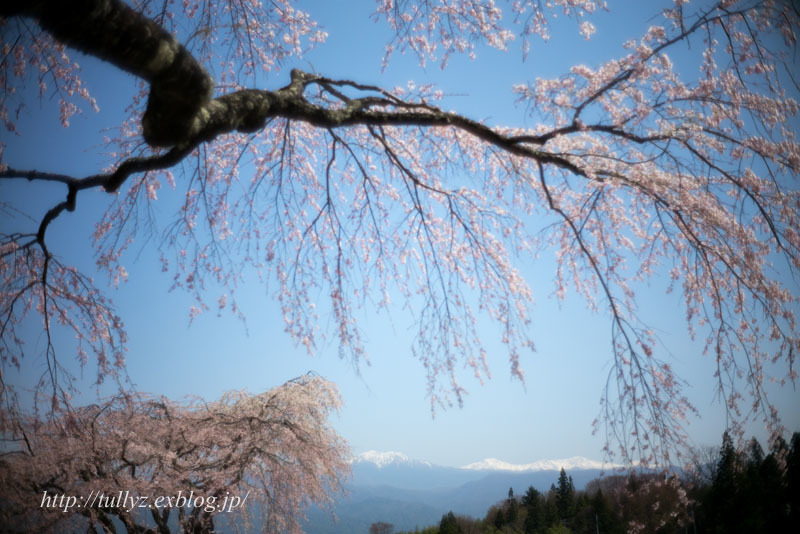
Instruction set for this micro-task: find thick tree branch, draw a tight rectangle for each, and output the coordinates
[1,0,213,147]
[2,63,590,240]
[3,0,592,165]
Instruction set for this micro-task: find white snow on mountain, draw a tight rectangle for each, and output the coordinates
[351,450,432,468]
[461,456,615,472]
[352,450,614,471]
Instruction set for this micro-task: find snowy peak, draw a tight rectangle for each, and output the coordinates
[352,450,432,468]
[352,451,613,472]
[461,456,613,472]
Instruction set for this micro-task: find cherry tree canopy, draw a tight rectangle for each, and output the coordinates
[1,0,798,473]
[0,373,348,533]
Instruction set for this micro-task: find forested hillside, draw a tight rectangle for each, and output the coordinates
[384,432,800,534]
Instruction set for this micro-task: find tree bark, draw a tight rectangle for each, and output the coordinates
[1,0,214,147]
[1,0,575,173]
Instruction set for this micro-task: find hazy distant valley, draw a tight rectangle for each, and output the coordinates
[302,452,614,533]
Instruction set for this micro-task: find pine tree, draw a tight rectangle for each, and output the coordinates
[709,431,743,533]
[494,507,505,530]
[555,468,575,524]
[522,486,542,534]
[439,511,461,534]
[544,488,559,529]
[370,522,394,534]
[789,433,800,528]
[590,489,620,534]
[760,441,789,532]
[507,486,519,524]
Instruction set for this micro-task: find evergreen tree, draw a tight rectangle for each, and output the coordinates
[543,490,559,530]
[494,507,505,530]
[788,433,800,527]
[569,493,592,534]
[439,511,461,534]
[590,489,623,534]
[697,432,798,534]
[760,442,789,532]
[706,431,742,533]
[523,486,543,534]
[522,486,540,507]
[741,439,767,532]
[556,468,575,524]
[370,522,394,534]
[507,486,519,524]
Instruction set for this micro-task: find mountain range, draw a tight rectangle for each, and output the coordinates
[302,451,618,533]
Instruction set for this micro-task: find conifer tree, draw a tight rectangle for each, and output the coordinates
[556,468,575,523]
[506,487,519,523]
[789,433,800,527]
[522,486,542,534]
[439,511,461,534]
[493,507,505,530]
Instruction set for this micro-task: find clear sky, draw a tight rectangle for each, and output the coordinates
[2,0,799,469]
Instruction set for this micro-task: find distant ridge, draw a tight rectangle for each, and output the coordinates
[305,451,614,532]
[461,456,616,472]
[351,450,432,468]
[351,450,614,472]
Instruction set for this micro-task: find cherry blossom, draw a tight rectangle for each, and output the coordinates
[0,0,798,495]
[0,373,348,533]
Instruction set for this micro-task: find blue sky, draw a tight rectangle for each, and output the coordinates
[2,0,799,468]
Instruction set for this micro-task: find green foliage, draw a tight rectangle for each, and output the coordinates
[789,433,800,526]
[396,527,438,534]
[371,521,395,534]
[440,511,461,534]
[694,431,798,533]
[522,486,542,534]
[506,487,519,523]
[401,431,800,534]
[555,468,575,523]
[493,507,504,529]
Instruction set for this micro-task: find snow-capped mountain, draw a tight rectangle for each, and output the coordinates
[461,456,615,472]
[305,451,614,533]
[348,450,615,493]
[351,450,432,468]
[352,450,613,472]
